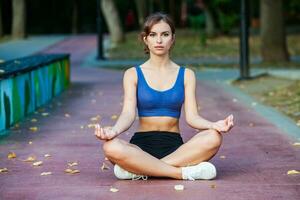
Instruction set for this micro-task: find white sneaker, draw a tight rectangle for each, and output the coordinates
[113,164,148,180]
[181,162,217,180]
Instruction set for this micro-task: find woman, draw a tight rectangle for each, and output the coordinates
[95,12,234,180]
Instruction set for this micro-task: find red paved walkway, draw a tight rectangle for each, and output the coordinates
[0,36,299,199]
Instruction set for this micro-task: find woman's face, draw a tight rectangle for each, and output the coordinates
[144,20,175,56]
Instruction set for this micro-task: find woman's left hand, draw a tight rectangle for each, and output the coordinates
[211,114,234,133]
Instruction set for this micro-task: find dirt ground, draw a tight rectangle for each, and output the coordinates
[232,74,300,126]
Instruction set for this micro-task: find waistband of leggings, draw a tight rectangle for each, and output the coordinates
[134,130,180,135]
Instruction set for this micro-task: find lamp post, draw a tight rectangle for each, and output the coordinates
[96,0,104,60]
[239,0,250,79]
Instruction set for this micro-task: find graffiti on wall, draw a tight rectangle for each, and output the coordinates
[0,59,70,134]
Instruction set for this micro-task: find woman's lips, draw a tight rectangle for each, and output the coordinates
[154,46,164,49]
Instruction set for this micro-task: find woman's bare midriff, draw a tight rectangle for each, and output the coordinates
[138,116,180,133]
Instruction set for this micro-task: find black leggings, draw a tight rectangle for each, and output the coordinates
[129,131,184,159]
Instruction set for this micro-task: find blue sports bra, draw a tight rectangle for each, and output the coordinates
[135,65,185,118]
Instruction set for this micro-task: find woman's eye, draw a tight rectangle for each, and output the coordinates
[149,33,155,37]
[163,33,169,37]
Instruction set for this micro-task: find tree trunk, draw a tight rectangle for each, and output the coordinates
[0,1,3,37]
[12,0,26,39]
[260,0,289,62]
[72,0,78,34]
[101,0,124,47]
[135,0,146,28]
[169,0,176,23]
[204,8,216,37]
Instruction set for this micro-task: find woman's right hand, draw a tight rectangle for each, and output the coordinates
[94,124,118,141]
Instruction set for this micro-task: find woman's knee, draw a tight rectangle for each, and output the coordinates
[204,129,223,149]
[102,138,125,160]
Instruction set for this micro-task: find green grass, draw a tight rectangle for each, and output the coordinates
[108,29,300,60]
[233,75,300,123]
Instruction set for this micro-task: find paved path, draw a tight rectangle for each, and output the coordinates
[0,36,299,200]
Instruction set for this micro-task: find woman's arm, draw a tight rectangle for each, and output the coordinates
[184,68,234,132]
[96,67,138,140]
[112,67,137,135]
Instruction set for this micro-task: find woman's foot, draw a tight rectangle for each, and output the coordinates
[181,162,217,180]
[114,164,148,180]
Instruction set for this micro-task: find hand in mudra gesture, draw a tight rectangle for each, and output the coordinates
[212,114,234,133]
[94,124,118,141]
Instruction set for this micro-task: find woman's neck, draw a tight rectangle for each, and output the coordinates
[147,53,172,69]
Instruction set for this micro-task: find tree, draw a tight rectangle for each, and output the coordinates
[72,0,79,34]
[12,0,26,39]
[260,0,289,62]
[0,1,3,37]
[135,0,146,28]
[101,0,124,47]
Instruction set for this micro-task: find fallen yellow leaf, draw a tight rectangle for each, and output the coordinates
[101,162,110,171]
[41,112,49,116]
[32,161,43,166]
[31,118,37,122]
[29,127,38,132]
[110,187,119,192]
[0,168,8,173]
[287,170,300,175]
[68,162,78,167]
[28,141,33,145]
[111,115,118,120]
[40,172,52,176]
[7,152,16,159]
[87,124,96,128]
[80,125,84,129]
[90,115,101,122]
[174,184,184,191]
[23,156,36,162]
[44,154,51,158]
[293,142,300,146]
[64,168,80,174]
[65,113,70,118]
[210,184,216,189]
[220,155,226,159]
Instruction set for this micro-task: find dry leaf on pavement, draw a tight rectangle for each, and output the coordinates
[41,112,49,117]
[174,184,184,191]
[287,170,300,175]
[292,142,300,146]
[65,168,80,174]
[29,127,38,132]
[23,156,36,162]
[40,172,52,176]
[101,162,110,171]
[110,187,119,192]
[68,162,78,167]
[0,168,8,173]
[7,152,16,159]
[111,115,118,120]
[32,161,43,166]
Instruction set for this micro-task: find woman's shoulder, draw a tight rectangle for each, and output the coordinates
[183,67,195,77]
[183,67,196,84]
[123,67,138,82]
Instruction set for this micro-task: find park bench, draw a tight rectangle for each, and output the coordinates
[0,54,70,135]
